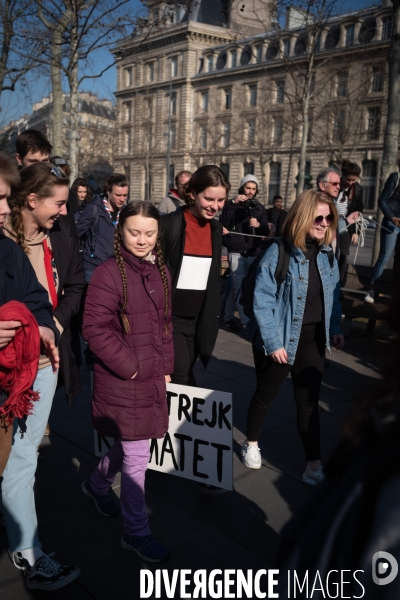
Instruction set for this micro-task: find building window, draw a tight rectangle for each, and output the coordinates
[123,102,132,122]
[345,24,355,46]
[147,62,154,82]
[269,161,281,201]
[170,92,177,116]
[200,125,207,149]
[171,56,178,77]
[207,55,213,73]
[256,44,263,62]
[146,97,154,119]
[201,91,209,112]
[337,71,347,97]
[333,110,346,143]
[283,38,291,57]
[222,122,230,148]
[382,16,392,40]
[168,164,175,190]
[231,49,237,68]
[273,117,283,144]
[224,88,232,110]
[124,130,131,154]
[371,67,383,93]
[244,162,255,176]
[367,107,380,140]
[125,67,132,87]
[170,124,176,150]
[220,163,230,178]
[249,84,257,107]
[247,118,256,146]
[362,159,377,209]
[309,74,316,95]
[276,80,285,103]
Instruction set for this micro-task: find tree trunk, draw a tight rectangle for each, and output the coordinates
[372,0,400,265]
[68,17,79,182]
[51,28,63,156]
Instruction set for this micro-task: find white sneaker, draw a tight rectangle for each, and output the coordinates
[364,290,375,304]
[302,465,325,486]
[241,442,262,469]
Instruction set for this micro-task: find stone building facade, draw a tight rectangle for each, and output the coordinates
[113,0,394,211]
[0,92,115,191]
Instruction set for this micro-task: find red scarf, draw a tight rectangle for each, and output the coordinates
[0,301,41,428]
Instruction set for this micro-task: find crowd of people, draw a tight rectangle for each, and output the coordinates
[0,128,399,592]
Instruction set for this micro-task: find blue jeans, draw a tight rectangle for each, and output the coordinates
[224,253,256,326]
[1,366,58,552]
[370,217,400,285]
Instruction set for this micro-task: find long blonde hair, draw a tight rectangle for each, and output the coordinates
[114,201,170,335]
[281,189,338,251]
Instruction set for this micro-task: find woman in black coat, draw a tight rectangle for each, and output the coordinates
[161,165,230,386]
[2,163,82,590]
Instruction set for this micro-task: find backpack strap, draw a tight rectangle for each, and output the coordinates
[275,239,291,286]
[165,209,182,257]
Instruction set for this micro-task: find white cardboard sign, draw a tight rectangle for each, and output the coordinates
[93,383,233,491]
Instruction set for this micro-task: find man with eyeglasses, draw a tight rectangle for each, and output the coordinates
[317,167,359,273]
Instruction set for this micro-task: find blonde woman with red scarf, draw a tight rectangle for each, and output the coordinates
[1,163,84,591]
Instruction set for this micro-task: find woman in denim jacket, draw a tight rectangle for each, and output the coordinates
[241,190,344,485]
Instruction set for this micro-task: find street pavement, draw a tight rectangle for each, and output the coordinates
[0,315,397,599]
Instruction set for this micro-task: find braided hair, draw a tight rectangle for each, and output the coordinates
[114,201,170,334]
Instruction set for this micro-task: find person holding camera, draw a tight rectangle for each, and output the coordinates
[220,174,269,331]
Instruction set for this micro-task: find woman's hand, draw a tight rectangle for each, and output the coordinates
[0,320,22,349]
[165,375,171,383]
[392,217,400,228]
[351,233,359,245]
[331,335,345,351]
[270,348,288,364]
[346,212,359,225]
[130,372,138,379]
[39,326,60,373]
[222,226,229,235]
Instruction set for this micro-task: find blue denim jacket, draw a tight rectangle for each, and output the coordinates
[252,242,342,364]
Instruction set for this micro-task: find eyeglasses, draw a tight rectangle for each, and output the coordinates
[50,166,64,179]
[314,214,334,225]
[325,181,341,187]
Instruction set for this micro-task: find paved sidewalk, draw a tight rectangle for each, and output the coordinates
[0,318,395,599]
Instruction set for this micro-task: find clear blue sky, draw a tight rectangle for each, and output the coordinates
[0,0,381,127]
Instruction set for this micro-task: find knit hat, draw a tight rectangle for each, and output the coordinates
[240,174,260,189]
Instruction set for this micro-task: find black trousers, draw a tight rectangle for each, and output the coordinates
[338,230,351,286]
[246,323,325,461]
[171,316,198,387]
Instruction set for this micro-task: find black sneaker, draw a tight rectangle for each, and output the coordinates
[10,551,81,591]
[197,483,229,495]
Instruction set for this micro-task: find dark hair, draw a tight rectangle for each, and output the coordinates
[103,174,129,195]
[9,163,69,252]
[15,129,52,159]
[273,194,283,202]
[183,165,230,206]
[114,201,170,335]
[71,177,93,205]
[341,160,361,178]
[0,152,20,191]
[175,170,192,188]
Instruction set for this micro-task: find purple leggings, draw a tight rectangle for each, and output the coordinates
[90,439,151,537]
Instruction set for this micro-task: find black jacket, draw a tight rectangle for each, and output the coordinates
[266,207,288,238]
[378,172,400,220]
[161,208,222,368]
[50,222,85,404]
[0,235,58,337]
[220,198,270,254]
[76,195,118,271]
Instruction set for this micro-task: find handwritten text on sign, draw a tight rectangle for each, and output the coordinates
[94,383,233,491]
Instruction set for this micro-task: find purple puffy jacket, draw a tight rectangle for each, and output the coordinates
[82,246,174,441]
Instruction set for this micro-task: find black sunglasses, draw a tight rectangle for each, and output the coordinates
[314,214,334,225]
[50,165,65,179]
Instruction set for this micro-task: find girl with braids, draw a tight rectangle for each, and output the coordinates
[2,162,83,591]
[82,201,173,563]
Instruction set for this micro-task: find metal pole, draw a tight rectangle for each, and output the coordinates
[166,57,173,194]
